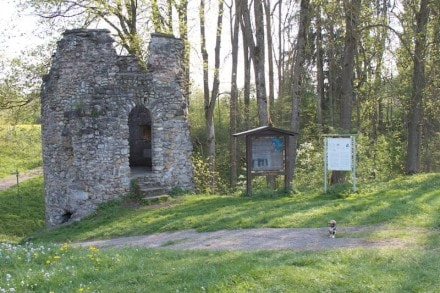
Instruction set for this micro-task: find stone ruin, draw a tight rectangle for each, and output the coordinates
[41,29,194,227]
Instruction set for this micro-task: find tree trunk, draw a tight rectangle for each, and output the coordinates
[243,37,251,130]
[331,0,360,185]
[176,0,191,107]
[277,0,283,107]
[229,0,240,188]
[253,0,269,125]
[263,0,275,118]
[288,0,310,185]
[316,6,324,128]
[239,4,251,130]
[240,0,269,126]
[339,0,359,132]
[328,23,336,128]
[200,0,224,191]
[405,0,430,174]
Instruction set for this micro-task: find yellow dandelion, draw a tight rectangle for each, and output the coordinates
[88,246,99,252]
[60,243,69,251]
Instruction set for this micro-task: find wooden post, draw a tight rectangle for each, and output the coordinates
[246,135,252,196]
[233,126,298,196]
[285,135,291,190]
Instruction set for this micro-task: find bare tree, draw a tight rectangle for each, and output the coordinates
[263,0,275,115]
[200,0,224,191]
[239,0,270,126]
[229,0,241,188]
[23,0,147,57]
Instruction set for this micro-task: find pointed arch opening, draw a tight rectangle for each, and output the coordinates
[128,105,152,170]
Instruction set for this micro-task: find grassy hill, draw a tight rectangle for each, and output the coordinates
[1,173,438,244]
[20,173,439,244]
[0,125,42,178]
[1,172,439,292]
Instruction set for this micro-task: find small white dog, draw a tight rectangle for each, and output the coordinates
[328,220,337,238]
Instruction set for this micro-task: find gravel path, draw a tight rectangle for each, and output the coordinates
[75,226,413,251]
[0,167,43,191]
[0,170,424,251]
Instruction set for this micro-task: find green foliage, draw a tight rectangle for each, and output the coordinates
[0,49,47,124]
[127,178,145,203]
[242,185,296,198]
[0,125,42,178]
[294,141,324,190]
[169,186,189,196]
[356,133,405,180]
[192,153,228,194]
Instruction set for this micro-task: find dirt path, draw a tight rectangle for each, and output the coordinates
[0,167,43,191]
[75,226,419,251]
[1,170,428,251]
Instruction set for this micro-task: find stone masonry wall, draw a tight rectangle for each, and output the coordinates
[41,29,193,227]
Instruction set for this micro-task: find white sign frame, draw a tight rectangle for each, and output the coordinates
[324,135,357,193]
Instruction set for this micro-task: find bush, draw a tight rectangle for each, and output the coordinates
[192,153,228,194]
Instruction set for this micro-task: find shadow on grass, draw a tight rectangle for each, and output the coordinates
[0,176,45,242]
[26,247,440,292]
[25,173,440,244]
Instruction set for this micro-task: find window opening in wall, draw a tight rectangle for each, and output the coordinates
[128,105,152,170]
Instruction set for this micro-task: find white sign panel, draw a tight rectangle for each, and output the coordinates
[327,137,352,171]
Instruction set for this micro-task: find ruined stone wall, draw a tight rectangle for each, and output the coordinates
[41,29,193,226]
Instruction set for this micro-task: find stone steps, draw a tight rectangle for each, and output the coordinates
[130,173,171,203]
[137,184,170,203]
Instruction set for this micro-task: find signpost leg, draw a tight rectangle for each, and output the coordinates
[352,136,357,192]
[246,136,252,196]
[324,138,328,193]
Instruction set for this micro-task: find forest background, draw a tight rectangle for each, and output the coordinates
[0,0,438,193]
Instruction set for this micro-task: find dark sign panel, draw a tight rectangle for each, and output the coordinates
[251,137,284,171]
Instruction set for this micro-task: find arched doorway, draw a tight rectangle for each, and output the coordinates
[128,105,152,169]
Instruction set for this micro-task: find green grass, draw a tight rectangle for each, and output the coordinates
[0,125,42,178]
[23,173,440,244]
[0,176,44,243]
[1,173,439,292]
[1,243,439,292]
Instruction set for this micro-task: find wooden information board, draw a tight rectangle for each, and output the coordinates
[233,126,297,195]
